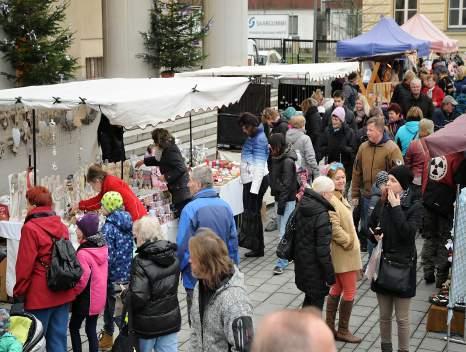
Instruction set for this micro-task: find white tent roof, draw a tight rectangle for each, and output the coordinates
[176,62,360,81]
[0,77,250,128]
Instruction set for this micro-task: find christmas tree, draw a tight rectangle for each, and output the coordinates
[140,0,209,75]
[0,0,78,86]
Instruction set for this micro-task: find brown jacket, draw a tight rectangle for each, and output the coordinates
[328,193,362,273]
[351,137,403,199]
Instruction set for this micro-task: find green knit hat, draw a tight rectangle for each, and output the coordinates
[101,191,123,213]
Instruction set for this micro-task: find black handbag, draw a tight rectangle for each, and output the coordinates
[376,253,415,295]
[276,206,298,261]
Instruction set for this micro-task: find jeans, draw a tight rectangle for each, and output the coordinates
[359,196,374,258]
[302,294,325,310]
[377,293,411,351]
[185,288,194,327]
[276,201,296,269]
[139,332,178,352]
[104,281,124,335]
[69,313,98,352]
[28,304,69,352]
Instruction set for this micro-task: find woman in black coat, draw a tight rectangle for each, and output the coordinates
[293,176,336,310]
[303,102,322,162]
[136,128,191,216]
[368,166,423,352]
[128,216,181,352]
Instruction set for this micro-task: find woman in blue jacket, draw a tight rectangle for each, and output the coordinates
[395,106,423,156]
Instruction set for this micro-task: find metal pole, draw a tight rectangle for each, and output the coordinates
[312,0,318,63]
[32,109,37,186]
[189,111,193,166]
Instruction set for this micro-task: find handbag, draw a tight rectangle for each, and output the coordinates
[276,206,299,260]
[376,253,415,295]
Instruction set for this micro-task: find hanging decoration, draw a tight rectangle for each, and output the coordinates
[49,118,57,171]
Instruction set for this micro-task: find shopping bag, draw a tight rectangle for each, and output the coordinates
[364,240,382,281]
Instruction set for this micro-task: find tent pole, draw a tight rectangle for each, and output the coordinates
[189,111,193,166]
[32,109,37,186]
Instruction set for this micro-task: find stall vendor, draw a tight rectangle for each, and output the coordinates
[135,128,191,217]
[77,164,147,221]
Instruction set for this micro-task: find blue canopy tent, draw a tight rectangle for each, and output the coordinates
[336,16,430,59]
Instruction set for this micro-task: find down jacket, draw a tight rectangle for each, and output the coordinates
[294,188,336,297]
[270,146,298,215]
[128,240,181,339]
[286,128,319,179]
[320,123,356,178]
[304,106,322,161]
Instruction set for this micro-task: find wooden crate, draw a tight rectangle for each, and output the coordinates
[426,304,465,337]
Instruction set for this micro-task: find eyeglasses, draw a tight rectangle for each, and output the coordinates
[329,162,344,171]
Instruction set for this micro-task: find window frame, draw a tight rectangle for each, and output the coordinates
[288,15,298,37]
[448,0,466,28]
[394,0,417,25]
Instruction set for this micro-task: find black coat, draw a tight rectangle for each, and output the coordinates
[271,117,289,136]
[97,114,126,162]
[304,106,322,161]
[320,124,356,176]
[369,191,423,298]
[128,240,181,339]
[144,143,191,205]
[270,147,298,215]
[409,94,434,120]
[391,82,412,117]
[294,189,336,297]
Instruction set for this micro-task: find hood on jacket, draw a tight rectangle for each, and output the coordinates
[192,187,218,200]
[273,145,297,162]
[106,210,133,233]
[137,240,177,267]
[286,128,305,145]
[369,131,390,146]
[78,242,108,265]
[212,266,245,295]
[300,188,334,217]
[25,206,67,240]
[404,121,419,134]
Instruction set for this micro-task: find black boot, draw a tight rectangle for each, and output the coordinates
[381,342,393,352]
[245,250,264,257]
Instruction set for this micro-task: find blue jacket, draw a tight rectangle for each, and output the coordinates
[176,188,239,289]
[101,210,134,283]
[395,121,419,156]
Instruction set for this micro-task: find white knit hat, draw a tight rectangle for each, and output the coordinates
[312,176,335,194]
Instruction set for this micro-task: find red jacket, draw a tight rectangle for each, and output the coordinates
[14,207,76,310]
[421,85,445,108]
[422,151,465,194]
[405,139,429,186]
[79,175,147,221]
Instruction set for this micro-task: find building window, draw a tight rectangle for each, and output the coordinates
[85,57,104,80]
[394,0,417,25]
[449,0,466,27]
[289,15,298,36]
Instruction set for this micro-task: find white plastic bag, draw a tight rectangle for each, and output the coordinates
[364,240,382,281]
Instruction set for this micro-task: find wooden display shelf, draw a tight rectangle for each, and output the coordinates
[426,304,465,337]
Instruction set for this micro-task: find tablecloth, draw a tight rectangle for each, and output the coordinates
[216,177,243,216]
[0,220,22,297]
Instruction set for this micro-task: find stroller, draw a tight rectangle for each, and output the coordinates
[9,313,46,352]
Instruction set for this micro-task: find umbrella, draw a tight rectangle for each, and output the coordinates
[424,115,466,156]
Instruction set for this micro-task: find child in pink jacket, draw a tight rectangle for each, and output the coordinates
[70,213,108,352]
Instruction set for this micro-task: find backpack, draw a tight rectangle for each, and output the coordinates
[26,211,83,291]
[276,205,299,260]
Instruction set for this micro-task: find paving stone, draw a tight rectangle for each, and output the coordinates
[419,337,447,351]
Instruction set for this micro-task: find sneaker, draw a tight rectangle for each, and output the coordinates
[265,219,278,232]
[273,266,284,275]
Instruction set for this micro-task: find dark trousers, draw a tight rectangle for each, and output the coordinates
[103,282,116,335]
[421,207,453,283]
[242,177,269,214]
[302,294,325,310]
[69,313,98,352]
[185,288,194,327]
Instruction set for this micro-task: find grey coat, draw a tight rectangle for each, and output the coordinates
[286,128,320,180]
[189,267,254,352]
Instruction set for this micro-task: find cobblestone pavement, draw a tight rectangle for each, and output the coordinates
[3,224,464,351]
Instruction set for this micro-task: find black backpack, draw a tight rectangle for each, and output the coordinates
[26,211,83,291]
[276,205,299,260]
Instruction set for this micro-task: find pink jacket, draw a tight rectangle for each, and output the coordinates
[74,244,108,316]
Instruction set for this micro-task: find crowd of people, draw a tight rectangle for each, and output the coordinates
[5,59,466,352]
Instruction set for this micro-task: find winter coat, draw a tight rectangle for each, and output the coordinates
[293,189,336,297]
[286,128,319,179]
[454,77,466,94]
[432,107,460,129]
[79,174,147,221]
[189,267,253,352]
[395,121,419,156]
[328,192,362,274]
[385,119,405,140]
[322,105,356,132]
[270,146,298,215]
[342,82,358,111]
[405,139,429,186]
[14,207,76,310]
[391,82,412,117]
[0,333,22,352]
[351,133,404,200]
[438,75,455,95]
[144,143,191,206]
[240,124,269,194]
[409,93,434,120]
[97,114,126,163]
[128,240,181,339]
[101,210,134,283]
[320,124,356,177]
[354,110,368,130]
[73,235,108,316]
[368,184,382,218]
[369,191,423,298]
[421,85,445,108]
[177,188,239,289]
[270,117,289,136]
[304,106,322,161]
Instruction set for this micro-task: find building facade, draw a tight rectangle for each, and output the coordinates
[362,0,466,50]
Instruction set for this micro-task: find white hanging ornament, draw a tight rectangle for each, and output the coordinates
[11,127,20,153]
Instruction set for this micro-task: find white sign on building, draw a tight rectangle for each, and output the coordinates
[248,14,288,38]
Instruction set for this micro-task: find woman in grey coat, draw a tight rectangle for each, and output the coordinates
[286,115,320,181]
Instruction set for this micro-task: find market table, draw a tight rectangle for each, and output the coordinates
[215,176,243,216]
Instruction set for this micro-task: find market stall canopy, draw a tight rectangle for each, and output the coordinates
[401,14,459,54]
[0,77,250,129]
[336,16,430,59]
[175,62,360,82]
[424,115,466,157]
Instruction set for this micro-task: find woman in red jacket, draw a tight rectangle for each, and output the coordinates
[78,164,147,221]
[14,186,76,352]
[421,74,445,108]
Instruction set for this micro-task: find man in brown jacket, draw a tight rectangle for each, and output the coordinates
[351,117,403,256]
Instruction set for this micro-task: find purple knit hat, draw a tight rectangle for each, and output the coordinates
[76,213,100,238]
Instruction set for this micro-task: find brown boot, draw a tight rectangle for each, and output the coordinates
[336,300,362,343]
[325,295,340,336]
